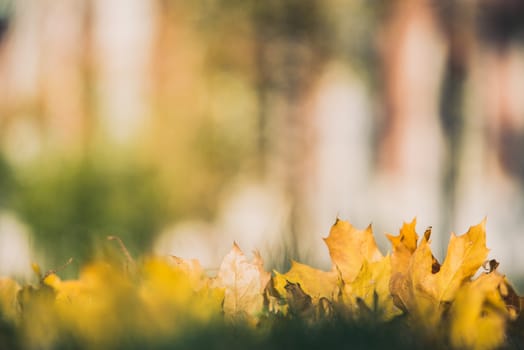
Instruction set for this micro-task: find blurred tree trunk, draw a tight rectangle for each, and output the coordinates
[376,0,447,254]
[252,1,329,261]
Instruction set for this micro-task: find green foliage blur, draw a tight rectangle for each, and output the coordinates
[3,156,169,274]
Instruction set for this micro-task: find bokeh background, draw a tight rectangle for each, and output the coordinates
[1,0,524,286]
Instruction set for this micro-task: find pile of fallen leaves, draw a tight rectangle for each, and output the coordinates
[1,219,524,350]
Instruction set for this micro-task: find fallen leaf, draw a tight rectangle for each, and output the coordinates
[343,255,401,320]
[406,220,489,323]
[214,243,270,321]
[387,219,419,312]
[324,219,382,283]
[170,256,207,290]
[436,220,489,301]
[284,281,314,319]
[273,260,337,300]
[0,278,21,322]
[139,257,223,334]
[450,271,509,350]
[387,218,418,275]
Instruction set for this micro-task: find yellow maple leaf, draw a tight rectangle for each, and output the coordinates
[406,220,489,324]
[43,272,88,299]
[387,218,418,275]
[498,275,522,319]
[0,278,21,322]
[139,257,223,335]
[436,220,489,301]
[274,219,397,320]
[170,255,207,290]
[273,260,337,300]
[18,283,59,349]
[324,219,383,283]
[342,255,401,320]
[213,243,270,321]
[53,262,137,345]
[387,219,419,312]
[450,271,509,350]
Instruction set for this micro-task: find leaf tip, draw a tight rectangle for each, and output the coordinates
[231,241,244,255]
[423,226,432,242]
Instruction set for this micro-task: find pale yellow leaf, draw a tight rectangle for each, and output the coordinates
[214,243,270,320]
[170,255,206,290]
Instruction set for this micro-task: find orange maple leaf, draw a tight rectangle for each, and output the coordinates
[324,218,383,283]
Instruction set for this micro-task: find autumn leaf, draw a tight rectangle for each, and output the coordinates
[342,256,401,320]
[387,219,419,312]
[273,260,337,300]
[3,218,523,349]
[436,220,489,301]
[170,255,207,290]
[140,258,203,307]
[0,278,21,322]
[405,220,489,323]
[213,243,270,321]
[450,271,509,350]
[388,222,441,313]
[50,262,139,345]
[17,283,59,349]
[498,275,522,319]
[43,273,88,305]
[324,219,382,283]
[253,250,271,291]
[387,218,418,275]
[274,218,398,320]
[283,281,315,319]
[139,257,223,335]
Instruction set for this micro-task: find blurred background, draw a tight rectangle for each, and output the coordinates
[0,0,524,285]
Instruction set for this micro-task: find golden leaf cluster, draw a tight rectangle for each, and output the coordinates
[0,218,523,349]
